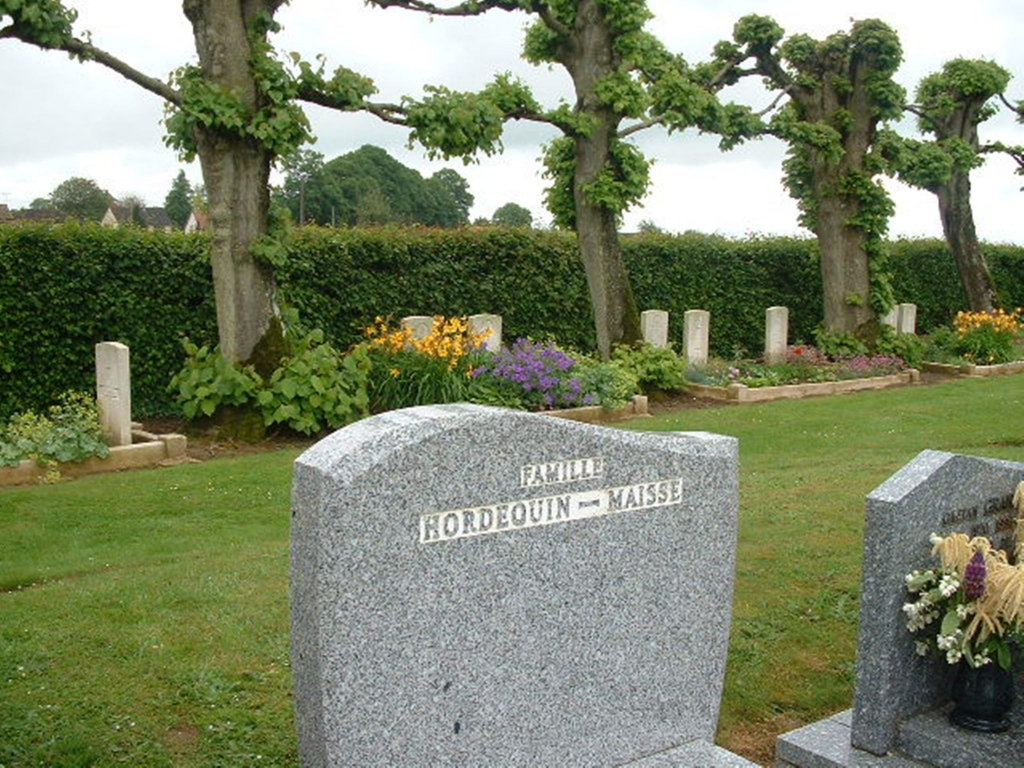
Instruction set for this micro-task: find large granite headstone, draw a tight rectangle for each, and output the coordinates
[292,404,744,767]
[777,450,1024,767]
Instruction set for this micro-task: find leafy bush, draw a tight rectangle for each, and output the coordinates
[167,340,262,418]
[611,343,688,393]
[0,391,110,468]
[168,330,369,436]
[258,332,370,433]
[576,358,640,409]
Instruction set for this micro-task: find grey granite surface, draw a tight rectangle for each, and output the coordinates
[851,451,1024,755]
[292,404,741,767]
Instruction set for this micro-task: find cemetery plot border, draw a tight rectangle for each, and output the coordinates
[0,425,188,487]
[687,370,920,403]
[920,360,1024,378]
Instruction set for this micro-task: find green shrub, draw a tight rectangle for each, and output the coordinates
[258,332,370,434]
[0,391,110,468]
[167,340,262,418]
[576,358,639,409]
[611,343,688,393]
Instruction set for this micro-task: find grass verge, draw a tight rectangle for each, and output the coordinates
[1,375,1022,766]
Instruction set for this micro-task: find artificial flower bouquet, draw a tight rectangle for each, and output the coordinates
[904,483,1024,670]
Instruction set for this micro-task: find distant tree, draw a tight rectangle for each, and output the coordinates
[426,168,474,226]
[278,148,324,225]
[636,219,663,234]
[119,194,148,227]
[492,202,532,228]
[28,197,51,210]
[48,177,113,221]
[164,170,193,229]
[285,145,473,227]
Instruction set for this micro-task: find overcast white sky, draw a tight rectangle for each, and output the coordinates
[1,0,1022,241]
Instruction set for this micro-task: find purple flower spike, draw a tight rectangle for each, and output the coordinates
[964,549,987,600]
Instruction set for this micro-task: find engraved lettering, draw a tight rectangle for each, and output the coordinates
[520,457,605,488]
[419,479,685,544]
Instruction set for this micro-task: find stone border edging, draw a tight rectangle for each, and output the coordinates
[544,394,649,424]
[920,360,1024,377]
[0,427,188,487]
[686,370,920,404]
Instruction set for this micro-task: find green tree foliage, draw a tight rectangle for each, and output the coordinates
[370,0,742,358]
[0,0,415,366]
[163,170,193,229]
[277,148,325,225]
[48,176,114,221]
[709,16,905,341]
[492,202,532,228]
[879,59,1012,311]
[280,145,473,227]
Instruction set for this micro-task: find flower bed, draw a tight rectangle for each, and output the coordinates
[0,425,188,487]
[687,370,920,403]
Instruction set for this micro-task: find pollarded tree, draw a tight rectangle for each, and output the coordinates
[368,0,739,357]
[711,17,905,341]
[881,59,1011,311]
[0,0,405,369]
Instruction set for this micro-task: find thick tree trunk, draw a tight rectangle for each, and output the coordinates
[815,196,877,338]
[197,135,278,365]
[186,0,281,367]
[937,171,998,312]
[567,0,641,359]
[574,186,642,358]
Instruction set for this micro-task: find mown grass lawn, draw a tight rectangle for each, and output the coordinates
[1,374,1022,766]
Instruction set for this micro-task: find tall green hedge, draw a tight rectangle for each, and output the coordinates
[0,222,216,420]
[1,222,1021,420]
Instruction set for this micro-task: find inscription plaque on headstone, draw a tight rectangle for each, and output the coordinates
[291,404,742,767]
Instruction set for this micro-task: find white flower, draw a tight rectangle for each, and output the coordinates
[946,648,963,664]
[939,574,960,597]
[915,641,930,657]
[956,603,973,619]
[929,532,944,546]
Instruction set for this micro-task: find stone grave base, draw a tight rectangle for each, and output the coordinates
[0,423,188,486]
[919,360,1024,377]
[625,739,758,767]
[776,705,1023,768]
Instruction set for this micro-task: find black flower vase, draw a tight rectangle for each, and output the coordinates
[949,661,1015,732]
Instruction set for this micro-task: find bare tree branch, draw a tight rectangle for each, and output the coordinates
[999,91,1023,118]
[617,116,662,139]
[369,0,521,17]
[63,37,180,105]
[756,87,791,117]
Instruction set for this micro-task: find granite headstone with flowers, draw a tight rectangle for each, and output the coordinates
[291,403,757,767]
[776,450,1024,768]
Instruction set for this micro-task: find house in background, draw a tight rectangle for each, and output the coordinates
[0,204,75,225]
[102,202,175,231]
[184,209,209,233]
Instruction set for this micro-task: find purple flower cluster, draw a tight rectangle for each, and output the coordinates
[964,550,987,600]
[474,338,588,410]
